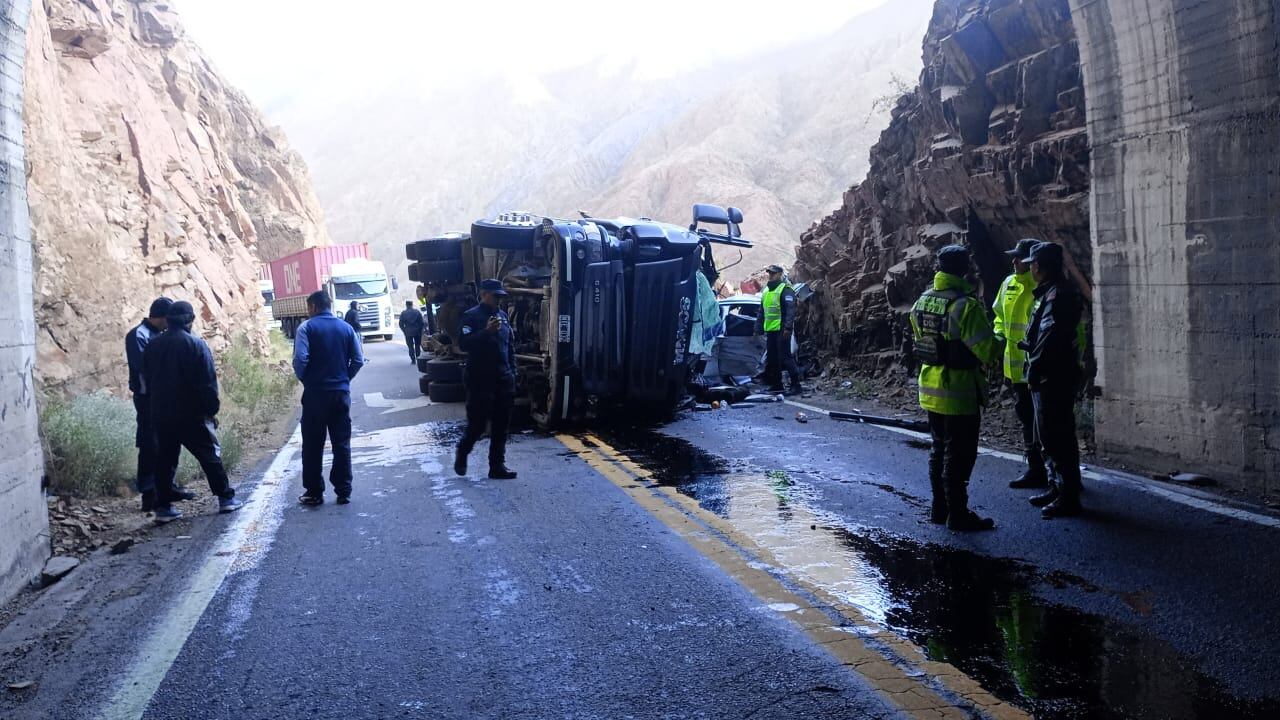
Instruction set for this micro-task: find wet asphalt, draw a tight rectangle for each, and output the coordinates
[6,338,1280,719]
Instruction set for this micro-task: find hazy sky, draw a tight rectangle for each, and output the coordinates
[173,0,893,115]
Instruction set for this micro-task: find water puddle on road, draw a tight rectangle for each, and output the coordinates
[600,428,1280,720]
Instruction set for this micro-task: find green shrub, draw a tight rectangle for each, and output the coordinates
[43,392,137,497]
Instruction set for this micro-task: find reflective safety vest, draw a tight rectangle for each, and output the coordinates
[762,282,790,332]
[992,272,1035,383]
[911,272,1000,416]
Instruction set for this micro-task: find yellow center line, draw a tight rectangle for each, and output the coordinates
[558,432,1028,720]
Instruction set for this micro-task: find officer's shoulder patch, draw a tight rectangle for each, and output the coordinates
[461,325,472,335]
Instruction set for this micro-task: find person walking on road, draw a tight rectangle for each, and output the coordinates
[910,245,1001,531]
[294,291,365,506]
[399,300,425,364]
[144,301,243,523]
[1021,242,1085,518]
[756,264,802,395]
[126,296,195,512]
[454,279,518,480]
[343,300,363,334]
[993,239,1049,491]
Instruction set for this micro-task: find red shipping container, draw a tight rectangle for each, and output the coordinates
[267,244,369,301]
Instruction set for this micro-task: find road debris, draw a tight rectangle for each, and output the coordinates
[6,680,35,692]
[795,412,809,423]
[40,556,80,586]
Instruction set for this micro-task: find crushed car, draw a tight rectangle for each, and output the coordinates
[405,204,751,427]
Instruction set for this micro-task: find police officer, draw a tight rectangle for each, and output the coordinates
[756,264,802,394]
[454,279,518,480]
[398,300,425,364]
[125,297,194,512]
[294,291,366,506]
[910,245,1001,531]
[144,301,243,523]
[992,239,1048,490]
[1021,241,1084,518]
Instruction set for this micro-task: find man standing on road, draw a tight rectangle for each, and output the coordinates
[1021,242,1085,519]
[910,245,1001,532]
[756,264,802,395]
[454,279,518,480]
[992,239,1049,492]
[398,300,425,364]
[343,300,363,334]
[294,291,365,506]
[126,297,197,512]
[144,301,243,523]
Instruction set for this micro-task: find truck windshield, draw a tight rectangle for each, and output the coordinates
[333,278,387,299]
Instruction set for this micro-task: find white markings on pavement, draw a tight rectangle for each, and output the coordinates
[97,427,303,720]
[784,399,1280,530]
[362,391,434,415]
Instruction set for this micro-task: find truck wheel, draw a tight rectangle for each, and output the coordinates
[428,381,466,403]
[411,237,465,262]
[471,220,538,251]
[409,259,465,283]
[417,355,434,374]
[426,358,464,384]
[418,375,431,396]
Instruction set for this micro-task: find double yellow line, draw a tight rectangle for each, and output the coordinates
[557,433,1028,720]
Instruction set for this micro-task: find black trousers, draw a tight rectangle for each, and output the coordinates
[1032,384,1082,498]
[301,390,353,498]
[764,331,801,390]
[154,417,234,507]
[1011,382,1045,477]
[458,380,513,469]
[927,412,981,515]
[133,394,156,498]
[404,332,421,361]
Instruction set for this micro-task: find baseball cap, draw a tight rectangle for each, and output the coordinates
[1006,238,1041,260]
[479,279,508,296]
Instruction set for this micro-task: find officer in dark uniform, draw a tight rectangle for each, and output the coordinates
[1021,241,1085,518]
[125,296,194,512]
[454,279,518,480]
[343,301,363,334]
[755,264,802,394]
[144,301,243,523]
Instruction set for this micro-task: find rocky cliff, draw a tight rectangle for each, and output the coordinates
[24,0,330,393]
[793,0,1089,371]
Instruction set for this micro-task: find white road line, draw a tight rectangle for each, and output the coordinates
[97,427,303,720]
[784,399,1280,530]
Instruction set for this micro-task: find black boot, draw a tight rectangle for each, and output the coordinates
[1009,467,1049,489]
[454,447,467,476]
[1042,494,1082,518]
[1029,485,1059,508]
[488,466,518,480]
[140,491,155,513]
[948,510,996,532]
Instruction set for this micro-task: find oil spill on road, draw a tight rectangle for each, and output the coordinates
[600,427,1280,720]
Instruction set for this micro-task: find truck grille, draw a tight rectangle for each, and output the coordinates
[356,301,380,328]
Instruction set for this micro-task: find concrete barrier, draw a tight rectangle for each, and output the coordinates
[1072,0,1280,494]
[0,0,49,603]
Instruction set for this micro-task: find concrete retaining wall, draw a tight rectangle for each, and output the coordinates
[0,0,47,603]
[1071,0,1280,493]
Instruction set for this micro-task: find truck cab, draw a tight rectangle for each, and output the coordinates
[328,259,398,340]
[406,203,750,427]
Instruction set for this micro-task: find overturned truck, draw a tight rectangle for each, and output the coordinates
[405,204,750,427]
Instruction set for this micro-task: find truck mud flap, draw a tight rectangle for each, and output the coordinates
[627,257,695,405]
[579,260,625,396]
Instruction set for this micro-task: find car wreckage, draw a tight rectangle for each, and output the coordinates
[405,204,752,427]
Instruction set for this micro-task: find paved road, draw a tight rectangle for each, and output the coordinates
[4,338,1280,719]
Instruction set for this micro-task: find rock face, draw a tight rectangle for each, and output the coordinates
[793,0,1089,372]
[23,0,330,393]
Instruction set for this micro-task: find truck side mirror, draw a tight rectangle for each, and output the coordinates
[391,277,399,291]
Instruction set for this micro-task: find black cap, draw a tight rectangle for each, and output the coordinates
[1006,238,1041,260]
[479,278,508,296]
[765,264,784,274]
[166,300,195,327]
[148,296,174,319]
[1027,241,1064,268]
[936,244,971,275]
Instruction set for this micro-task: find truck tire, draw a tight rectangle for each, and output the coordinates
[426,358,464,384]
[418,375,431,396]
[471,220,538,251]
[417,355,434,374]
[428,381,466,404]
[409,259,465,284]
[410,237,465,262]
